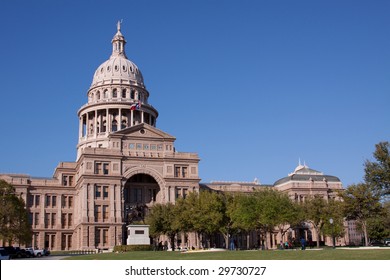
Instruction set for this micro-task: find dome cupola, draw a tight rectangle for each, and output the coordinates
[90,21,145,88]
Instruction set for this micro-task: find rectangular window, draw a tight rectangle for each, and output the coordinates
[35,195,40,207]
[62,196,67,208]
[68,213,73,226]
[69,176,73,186]
[136,143,142,150]
[103,186,109,199]
[34,213,39,226]
[51,213,56,228]
[175,187,181,200]
[28,196,34,207]
[95,205,101,222]
[62,175,68,186]
[69,196,73,208]
[62,213,67,229]
[174,166,189,178]
[45,213,50,228]
[174,166,181,178]
[28,213,33,225]
[151,144,157,150]
[95,229,101,246]
[95,162,102,174]
[46,195,51,207]
[103,163,109,175]
[103,205,109,222]
[52,196,57,207]
[103,229,108,246]
[182,167,188,178]
[95,186,101,198]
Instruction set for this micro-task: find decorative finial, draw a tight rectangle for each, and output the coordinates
[117,19,123,32]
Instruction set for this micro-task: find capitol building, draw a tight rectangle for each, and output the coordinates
[0,24,361,250]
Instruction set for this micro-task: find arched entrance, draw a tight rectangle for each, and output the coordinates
[123,173,160,225]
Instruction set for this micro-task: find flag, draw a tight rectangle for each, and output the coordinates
[130,101,141,110]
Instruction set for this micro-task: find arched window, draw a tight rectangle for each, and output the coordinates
[102,121,106,133]
[122,89,126,98]
[130,89,135,99]
[113,89,117,98]
[121,120,126,129]
[112,120,118,132]
[96,91,100,100]
[103,90,108,99]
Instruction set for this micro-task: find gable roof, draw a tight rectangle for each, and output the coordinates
[109,123,176,141]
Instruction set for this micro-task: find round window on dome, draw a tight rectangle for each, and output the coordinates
[100,67,103,73]
[107,66,111,72]
[123,65,127,71]
[115,65,119,71]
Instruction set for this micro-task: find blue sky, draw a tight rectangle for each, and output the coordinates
[0,0,389,186]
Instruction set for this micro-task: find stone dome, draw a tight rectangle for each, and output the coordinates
[91,56,144,88]
[90,22,145,88]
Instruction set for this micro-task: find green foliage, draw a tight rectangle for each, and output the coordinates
[364,141,390,197]
[113,245,153,252]
[145,203,179,238]
[366,201,390,240]
[0,179,32,245]
[339,183,383,246]
[302,196,344,247]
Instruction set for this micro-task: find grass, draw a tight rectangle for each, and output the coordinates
[62,248,390,260]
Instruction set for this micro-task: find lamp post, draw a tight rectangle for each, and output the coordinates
[329,218,335,249]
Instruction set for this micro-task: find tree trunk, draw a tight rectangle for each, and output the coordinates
[316,226,321,248]
[362,221,369,246]
[170,234,176,251]
[222,233,229,249]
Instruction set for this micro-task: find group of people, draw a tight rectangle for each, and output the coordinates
[279,238,313,250]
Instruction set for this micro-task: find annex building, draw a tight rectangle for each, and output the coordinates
[0,24,362,251]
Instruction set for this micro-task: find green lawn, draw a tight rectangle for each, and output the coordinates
[62,248,390,260]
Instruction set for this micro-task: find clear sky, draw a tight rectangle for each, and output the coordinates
[0,0,389,187]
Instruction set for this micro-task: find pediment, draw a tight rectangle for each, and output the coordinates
[109,123,176,141]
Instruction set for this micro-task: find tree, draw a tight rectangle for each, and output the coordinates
[182,191,225,248]
[320,199,345,242]
[338,183,383,246]
[229,189,303,249]
[303,196,343,248]
[366,201,390,241]
[302,196,327,248]
[0,179,32,245]
[364,141,390,197]
[145,203,179,250]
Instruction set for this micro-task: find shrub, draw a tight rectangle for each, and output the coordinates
[113,245,153,252]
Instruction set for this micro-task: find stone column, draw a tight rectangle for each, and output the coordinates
[119,108,122,129]
[79,116,83,139]
[106,108,109,135]
[94,110,97,138]
[130,110,134,126]
[86,112,89,137]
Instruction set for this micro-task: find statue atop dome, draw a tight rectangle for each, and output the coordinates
[117,19,123,32]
